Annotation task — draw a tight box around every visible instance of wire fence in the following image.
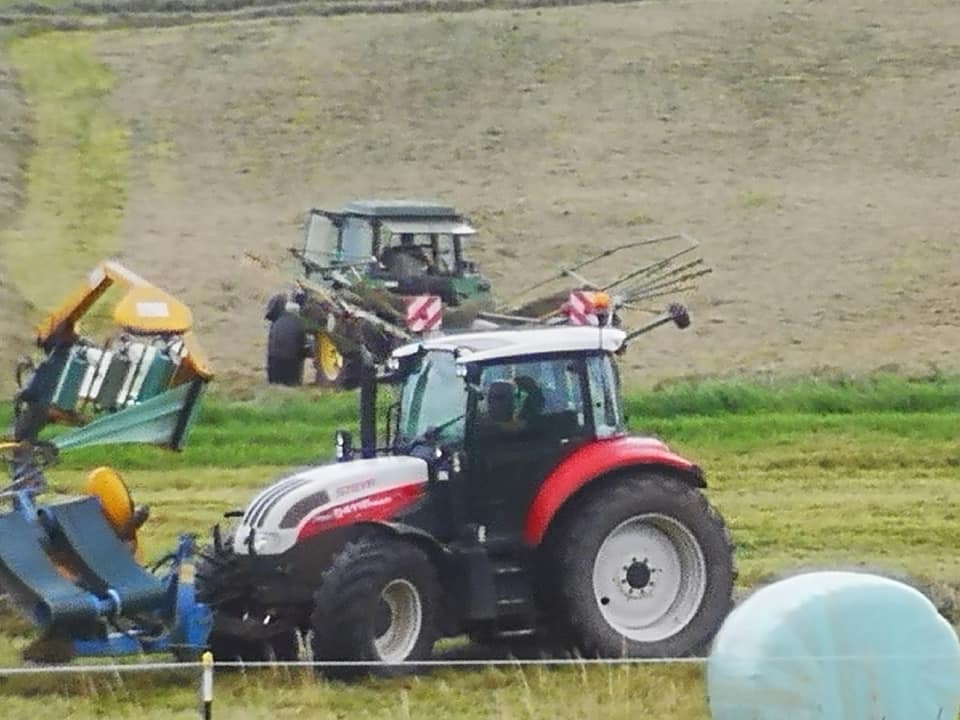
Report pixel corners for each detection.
[0,656,707,676]
[2,652,958,676]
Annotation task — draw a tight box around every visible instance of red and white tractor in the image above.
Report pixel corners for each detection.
[195,299,736,677]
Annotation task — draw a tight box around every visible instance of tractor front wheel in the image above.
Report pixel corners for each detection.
[548,473,735,658]
[310,534,440,680]
[313,332,361,389]
[194,530,300,664]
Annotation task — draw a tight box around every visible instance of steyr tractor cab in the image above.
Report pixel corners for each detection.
[197,309,736,676]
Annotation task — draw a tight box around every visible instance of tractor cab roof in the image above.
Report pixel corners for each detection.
[325,200,478,237]
[392,325,627,366]
[340,200,461,219]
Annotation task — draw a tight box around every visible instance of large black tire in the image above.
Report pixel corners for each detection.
[545,473,736,658]
[194,530,300,664]
[310,534,441,681]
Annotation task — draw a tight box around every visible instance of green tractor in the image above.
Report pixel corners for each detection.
[268,199,712,391]
[272,200,496,389]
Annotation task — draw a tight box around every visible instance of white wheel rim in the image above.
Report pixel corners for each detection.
[591,513,707,643]
[374,579,423,663]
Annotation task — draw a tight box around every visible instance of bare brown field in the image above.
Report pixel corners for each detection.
[2,0,960,391]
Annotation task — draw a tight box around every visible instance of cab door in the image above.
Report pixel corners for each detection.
[462,354,593,541]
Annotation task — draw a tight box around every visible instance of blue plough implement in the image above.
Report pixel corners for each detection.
[0,261,215,663]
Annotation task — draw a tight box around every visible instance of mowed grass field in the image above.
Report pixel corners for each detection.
[0,376,958,718]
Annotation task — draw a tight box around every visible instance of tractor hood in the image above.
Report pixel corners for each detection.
[231,456,429,556]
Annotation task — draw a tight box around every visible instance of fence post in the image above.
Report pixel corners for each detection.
[200,651,214,720]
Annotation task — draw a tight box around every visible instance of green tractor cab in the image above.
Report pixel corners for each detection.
[296,200,492,306]
[280,200,495,388]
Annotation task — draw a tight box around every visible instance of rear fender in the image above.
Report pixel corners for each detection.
[522,436,705,546]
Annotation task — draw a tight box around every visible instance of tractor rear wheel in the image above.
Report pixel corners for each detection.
[548,473,735,658]
[194,530,300,664]
[310,534,440,680]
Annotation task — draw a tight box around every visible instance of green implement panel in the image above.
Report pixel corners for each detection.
[50,347,90,413]
[52,380,205,452]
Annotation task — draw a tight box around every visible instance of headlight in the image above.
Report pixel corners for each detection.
[252,531,279,554]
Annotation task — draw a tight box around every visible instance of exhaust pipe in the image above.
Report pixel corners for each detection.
[358,346,377,459]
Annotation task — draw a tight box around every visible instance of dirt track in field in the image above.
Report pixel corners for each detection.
[3,0,960,389]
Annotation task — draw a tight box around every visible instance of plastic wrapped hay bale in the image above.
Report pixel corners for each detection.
[706,571,960,720]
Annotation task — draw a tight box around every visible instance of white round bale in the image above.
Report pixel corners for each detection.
[706,570,960,720]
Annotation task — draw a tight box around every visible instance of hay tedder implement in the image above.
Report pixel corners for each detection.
[0,261,214,663]
[274,199,712,389]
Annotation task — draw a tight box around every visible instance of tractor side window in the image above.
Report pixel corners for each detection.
[473,357,587,439]
[586,354,623,437]
[432,234,456,275]
[397,351,467,447]
[340,218,374,264]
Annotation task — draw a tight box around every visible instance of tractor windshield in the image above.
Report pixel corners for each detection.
[396,350,467,447]
[340,217,374,264]
[585,354,625,437]
[303,213,338,266]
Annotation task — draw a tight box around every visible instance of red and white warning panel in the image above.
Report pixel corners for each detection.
[563,290,599,325]
[405,294,443,333]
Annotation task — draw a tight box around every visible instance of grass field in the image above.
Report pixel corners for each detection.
[0,377,958,717]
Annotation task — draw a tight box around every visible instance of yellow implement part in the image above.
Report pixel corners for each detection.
[111,285,192,335]
[175,331,214,383]
[34,259,213,381]
[84,466,134,535]
[84,465,142,558]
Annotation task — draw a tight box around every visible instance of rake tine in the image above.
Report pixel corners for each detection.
[617,303,671,315]
[624,279,709,303]
[619,258,708,296]
[601,245,700,292]
[498,234,686,307]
